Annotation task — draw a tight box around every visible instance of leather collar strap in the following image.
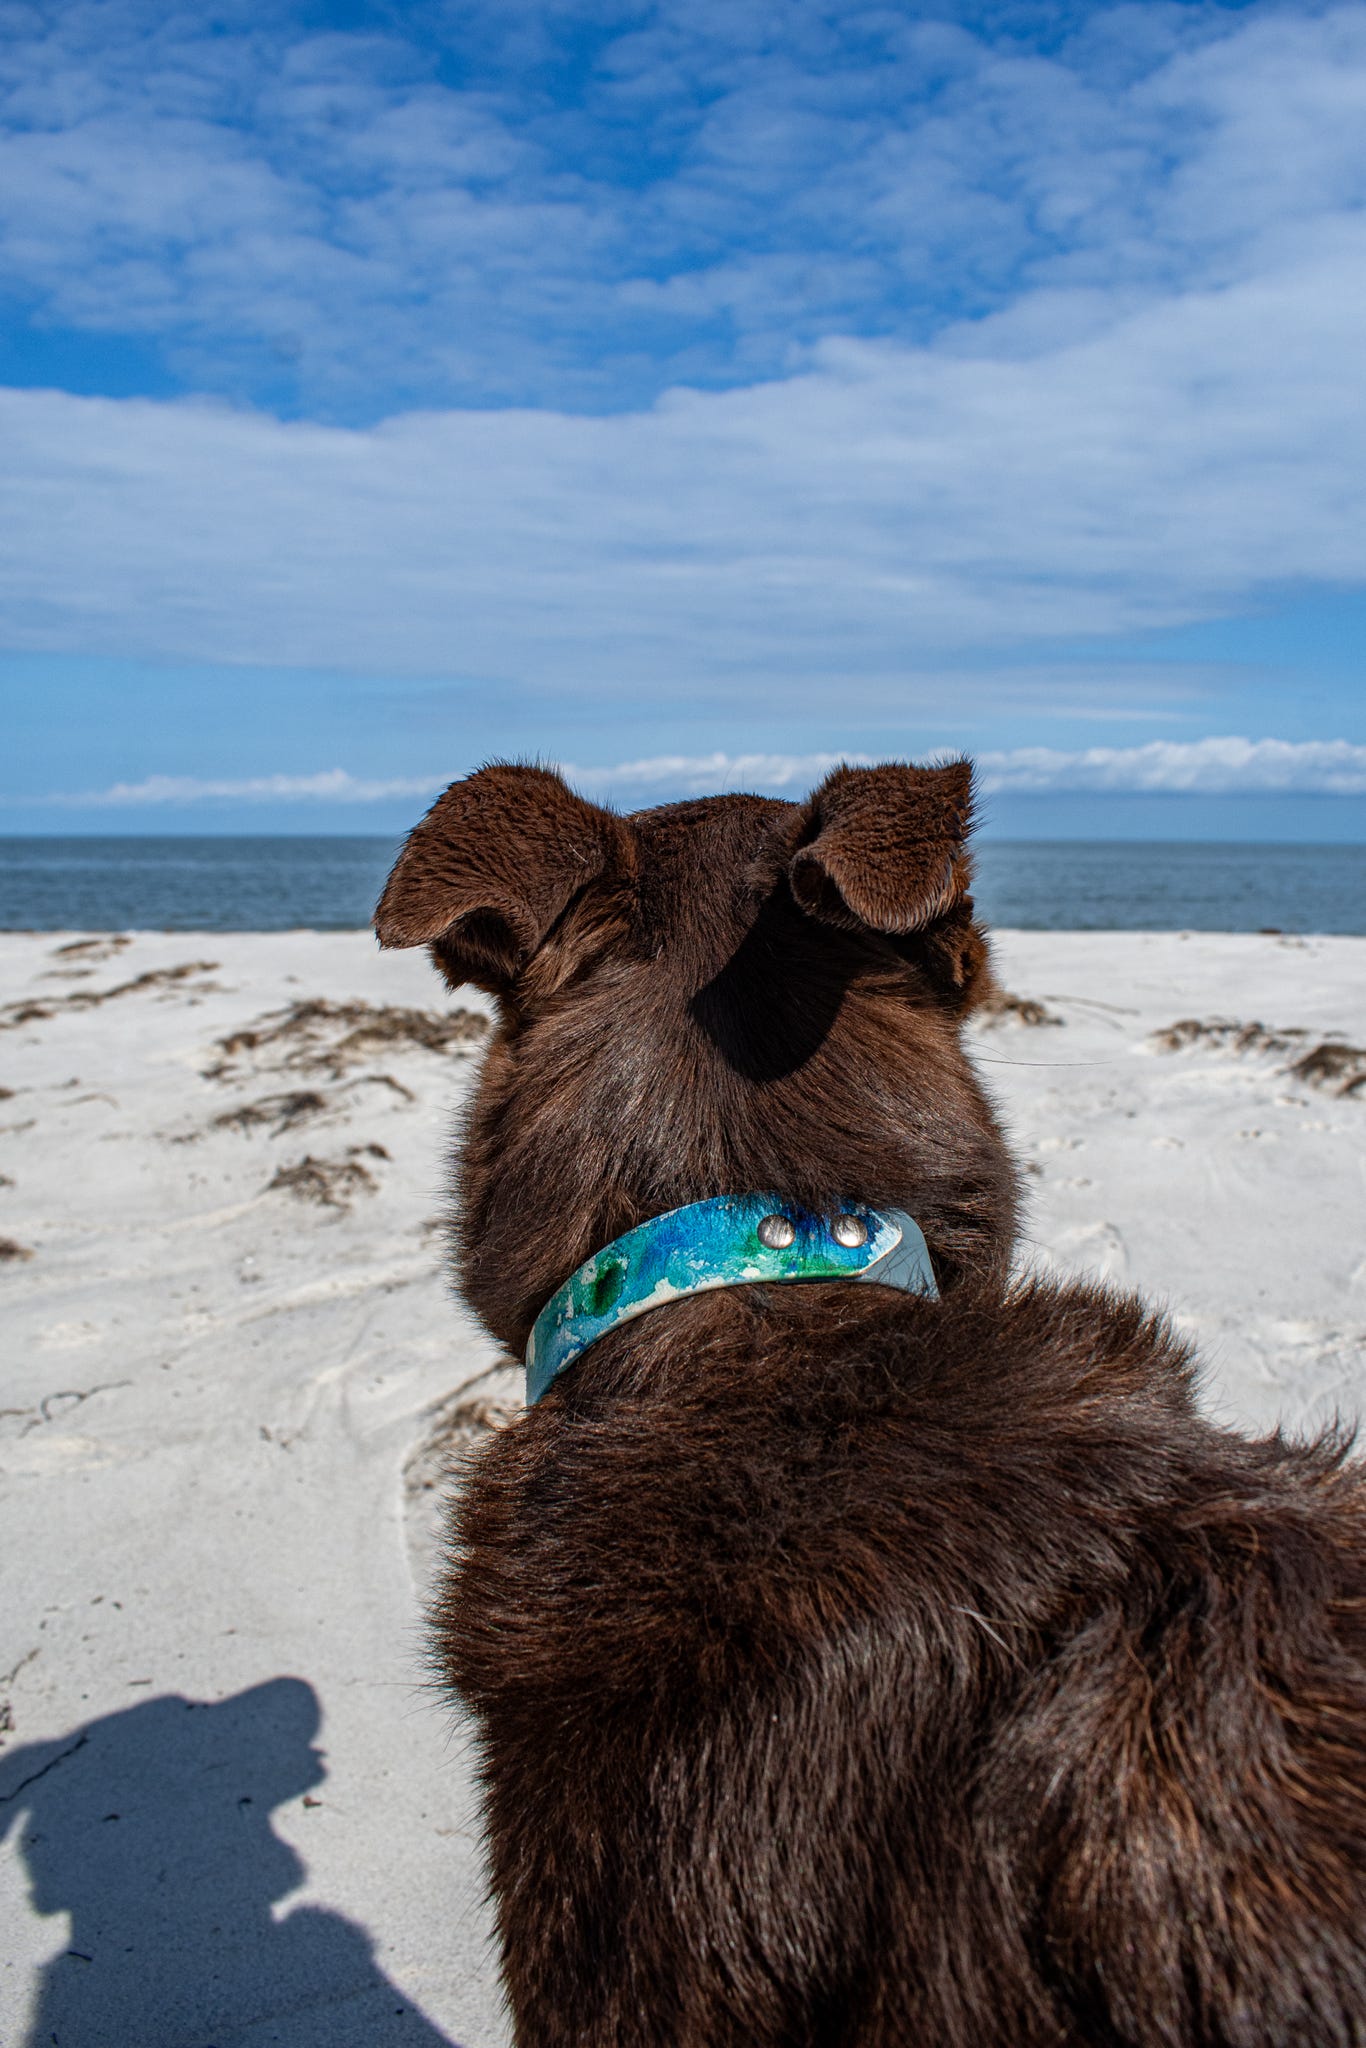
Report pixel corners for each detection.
[525,1194,938,1405]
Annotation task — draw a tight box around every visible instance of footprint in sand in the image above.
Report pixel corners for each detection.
[1269,1317,1343,1350]
[38,1320,103,1350]
[1053,1221,1130,1283]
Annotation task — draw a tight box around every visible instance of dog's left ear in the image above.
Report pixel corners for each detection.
[789,760,988,1003]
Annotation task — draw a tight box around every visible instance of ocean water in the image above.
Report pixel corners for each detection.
[0,835,1363,935]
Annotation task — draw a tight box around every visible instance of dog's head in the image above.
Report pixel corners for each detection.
[377,760,1016,1350]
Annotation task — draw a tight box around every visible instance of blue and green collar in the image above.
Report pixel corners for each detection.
[525,1194,938,1404]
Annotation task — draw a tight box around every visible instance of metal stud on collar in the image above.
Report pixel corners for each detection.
[757,1213,797,1249]
[831,1214,868,1247]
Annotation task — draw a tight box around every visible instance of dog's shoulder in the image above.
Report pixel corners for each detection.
[445,1279,1366,1697]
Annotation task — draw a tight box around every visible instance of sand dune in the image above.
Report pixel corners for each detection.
[1,927,1362,2045]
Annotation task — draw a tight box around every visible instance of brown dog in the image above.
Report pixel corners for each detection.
[377,760,1366,2047]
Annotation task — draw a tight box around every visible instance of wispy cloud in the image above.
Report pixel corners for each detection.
[31,740,1366,810]
[975,738,1366,796]
[42,770,445,807]
[5,204,1366,688]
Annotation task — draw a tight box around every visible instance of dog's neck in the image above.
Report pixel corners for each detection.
[524,1194,939,1404]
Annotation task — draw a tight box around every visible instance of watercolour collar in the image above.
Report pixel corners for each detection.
[525,1193,939,1405]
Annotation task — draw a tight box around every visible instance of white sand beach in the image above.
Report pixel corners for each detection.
[1,927,1363,2046]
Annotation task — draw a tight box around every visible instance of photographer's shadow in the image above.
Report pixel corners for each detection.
[0,1677,459,2046]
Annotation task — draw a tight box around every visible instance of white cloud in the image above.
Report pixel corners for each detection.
[4,209,1366,689]
[583,739,1366,800]
[567,751,859,792]
[34,740,1366,808]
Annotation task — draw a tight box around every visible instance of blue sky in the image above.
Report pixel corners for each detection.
[2,0,1364,836]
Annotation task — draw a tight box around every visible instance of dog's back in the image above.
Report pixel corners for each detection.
[379,762,1366,2046]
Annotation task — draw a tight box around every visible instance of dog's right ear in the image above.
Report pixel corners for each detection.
[374,763,628,993]
[789,760,974,935]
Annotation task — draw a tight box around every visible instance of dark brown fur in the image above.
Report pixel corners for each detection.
[378,761,1366,2047]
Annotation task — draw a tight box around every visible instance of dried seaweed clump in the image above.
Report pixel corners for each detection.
[1150,1018,1365,1097]
[1288,1041,1366,1096]
[51,936,132,960]
[1,962,221,1031]
[976,989,1063,1029]
[407,1385,523,1494]
[266,1144,389,1210]
[214,999,487,1078]
[213,1090,330,1137]
[1151,1018,1303,1057]
[404,1378,523,1509]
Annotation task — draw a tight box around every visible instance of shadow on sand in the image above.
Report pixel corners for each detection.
[0,1676,461,2047]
